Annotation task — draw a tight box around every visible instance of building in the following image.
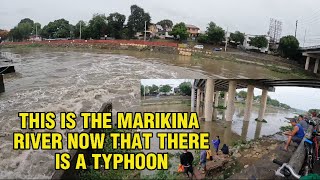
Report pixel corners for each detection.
[186,24,200,38]
[242,34,270,53]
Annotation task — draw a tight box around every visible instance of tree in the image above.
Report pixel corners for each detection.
[107,12,126,39]
[159,85,172,93]
[230,31,245,44]
[206,22,225,44]
[127,5,151,38]
[157,19,173,31]
[0,29,9,40]
[74,20,87,39]
[278,35,300,59]
[249,36,268,49]
[41,19,71,39]
[148,84,159,95]
[9,18,36,41]
[170,22,188,41]
[179,82,192,96]
[141,85,144,96]
[87,14,108,39]
[237,91,247,99]
[197,34,209,44]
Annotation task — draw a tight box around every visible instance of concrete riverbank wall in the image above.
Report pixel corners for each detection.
[51,102,112,180]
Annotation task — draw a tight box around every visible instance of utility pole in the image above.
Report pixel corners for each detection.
[295,20,298,38]
[35,24,38,38]
[144,21,147,41]
[303,29,307,47]
[224,27,228,52]
[80,22,82,40]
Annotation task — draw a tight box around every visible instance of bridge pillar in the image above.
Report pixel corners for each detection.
[191,83,195,112]
[258,89,268,121]
[243,85,254,121]
[214,91,220,107]
[223,92,228,108]
[0,74,4,93]
[196,88,201,114]
[204,79,215,121]
[314,58,319,74]
[305,56,310,70]
[226,81,237,121]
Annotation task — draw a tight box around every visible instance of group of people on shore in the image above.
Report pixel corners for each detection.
[180,136,229,179]
[283,112,320,151]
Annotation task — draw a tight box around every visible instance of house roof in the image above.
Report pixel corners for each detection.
[186,24,200,29]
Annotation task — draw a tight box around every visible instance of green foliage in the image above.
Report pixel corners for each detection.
[41,19,71,39]
[197,34,209,44]
[308,109,320,114]
[206,22,225,44]
[278,35,300,59]
[249,36,268,49]
[127,5,151,38]
[9,18,40,41]
[170,22,188,41]
[107,12,126,39]
[230,31,245,44]
[148,84,159,95]
[156,19,173,31]
[74,20,87,39]
[178,82,192,96]
[159,85,172,93]
[280,125,294,132]
[141,85,145,96]
[87,14,108,39]
[237,90,247,99]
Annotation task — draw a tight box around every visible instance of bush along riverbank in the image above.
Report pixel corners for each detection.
[77,128,140,180]
[1,40,315,77]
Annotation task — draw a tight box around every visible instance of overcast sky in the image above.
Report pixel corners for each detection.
[2,0,320,46]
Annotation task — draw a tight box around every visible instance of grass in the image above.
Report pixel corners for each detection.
[78,128,139,180]
[279,125,294,132]
[255,118,268,123]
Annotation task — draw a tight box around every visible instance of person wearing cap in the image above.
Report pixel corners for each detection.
[298,115,308,132]
[283,118,305,151]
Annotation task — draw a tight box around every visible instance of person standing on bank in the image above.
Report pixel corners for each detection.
[212,136,221,155]
[199,150,207,174]
[180,149,195,179]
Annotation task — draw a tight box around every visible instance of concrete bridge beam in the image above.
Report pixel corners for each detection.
[226,81,237,121]
[214,91,220,107]
[204,79,215,121]
[258,89,268,121]
[224,92,228,108]
[191,83,195,112]
[196,88,201,114]
[305,56,310,70]
[244,85,254,121]
[314,58,319,74]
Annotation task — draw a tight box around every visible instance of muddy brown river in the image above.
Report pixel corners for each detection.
[0,48,297,178]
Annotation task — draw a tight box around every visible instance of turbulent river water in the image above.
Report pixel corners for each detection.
[0,48,297,179]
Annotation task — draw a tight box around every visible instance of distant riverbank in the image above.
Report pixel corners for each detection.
[1,40,316,78]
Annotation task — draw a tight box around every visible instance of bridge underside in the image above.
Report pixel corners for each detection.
[302,51,320,74]
[192,79,320,123]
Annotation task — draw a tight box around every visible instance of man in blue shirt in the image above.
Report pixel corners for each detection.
[284,118,305,151]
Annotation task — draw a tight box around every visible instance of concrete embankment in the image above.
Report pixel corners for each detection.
[0,40,309,72]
